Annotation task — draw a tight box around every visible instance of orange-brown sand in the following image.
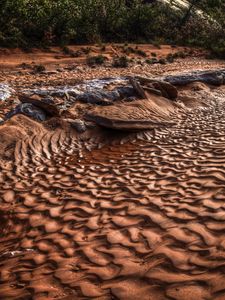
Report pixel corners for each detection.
[1,50,225,300]
[0,44,200,69]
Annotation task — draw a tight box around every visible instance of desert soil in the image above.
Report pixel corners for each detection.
[0,45,225,300]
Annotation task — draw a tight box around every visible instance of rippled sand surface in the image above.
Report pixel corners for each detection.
[1,60,225,299]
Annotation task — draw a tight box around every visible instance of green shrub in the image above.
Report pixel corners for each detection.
[112,56,129,68]
[62,46,71,55]
[0,0,224,59]
[87,55,106,66]
[166,53,175,63]
[136,49,147,57]
[179,51,186,58]
[151,52,157,57]
[209,39,225,59]
[158,58,166,65]
[33,64,46,73]
[146,58,157,64]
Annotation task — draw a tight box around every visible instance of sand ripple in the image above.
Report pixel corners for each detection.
[1,89,225,299]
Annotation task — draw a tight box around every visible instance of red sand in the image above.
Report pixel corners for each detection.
[0,47,225,299]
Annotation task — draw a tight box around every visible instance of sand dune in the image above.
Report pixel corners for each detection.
[1,65,225,299]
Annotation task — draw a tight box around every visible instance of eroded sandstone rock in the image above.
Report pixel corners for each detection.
[18,94,60,117]
[85,95,178,131]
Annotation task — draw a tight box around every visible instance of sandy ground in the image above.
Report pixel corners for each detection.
[0,44,224,88]
[1,46,225,300]
[0,44,198,69]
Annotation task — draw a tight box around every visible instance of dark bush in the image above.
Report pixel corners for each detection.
[166,53,175,63]
[158,58,167,65]
[136,49,147,57]
[209,39,225,59]
[33,64,46,73]
[146,58,158,64]
[151,52,157,57]
[87,55,106,66]
[112,56,129,68]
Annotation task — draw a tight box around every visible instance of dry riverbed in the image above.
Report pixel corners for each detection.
[0,46,225,300]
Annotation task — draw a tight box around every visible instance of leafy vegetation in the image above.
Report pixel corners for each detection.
[86,55,107,66]
[0,0,224,57]
[112,56,129,68]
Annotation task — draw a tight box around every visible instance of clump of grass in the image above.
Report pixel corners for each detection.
[33,64,46,73]
[209,46,225,59]
[166,53,174,63]
[177,51,186,59]
[158,58,166,64]
[19,62,31,69]
[122,46,134,55]
[62,46,71,55]
[151,52,157,57]
[136,49,147,57]
[62,46,80,57]
[122,46,146,57]
[112,56,129,68]
[87,55,106,66]
[145,58,158,64]
[145,59,152,64]
[173,51,186,59]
